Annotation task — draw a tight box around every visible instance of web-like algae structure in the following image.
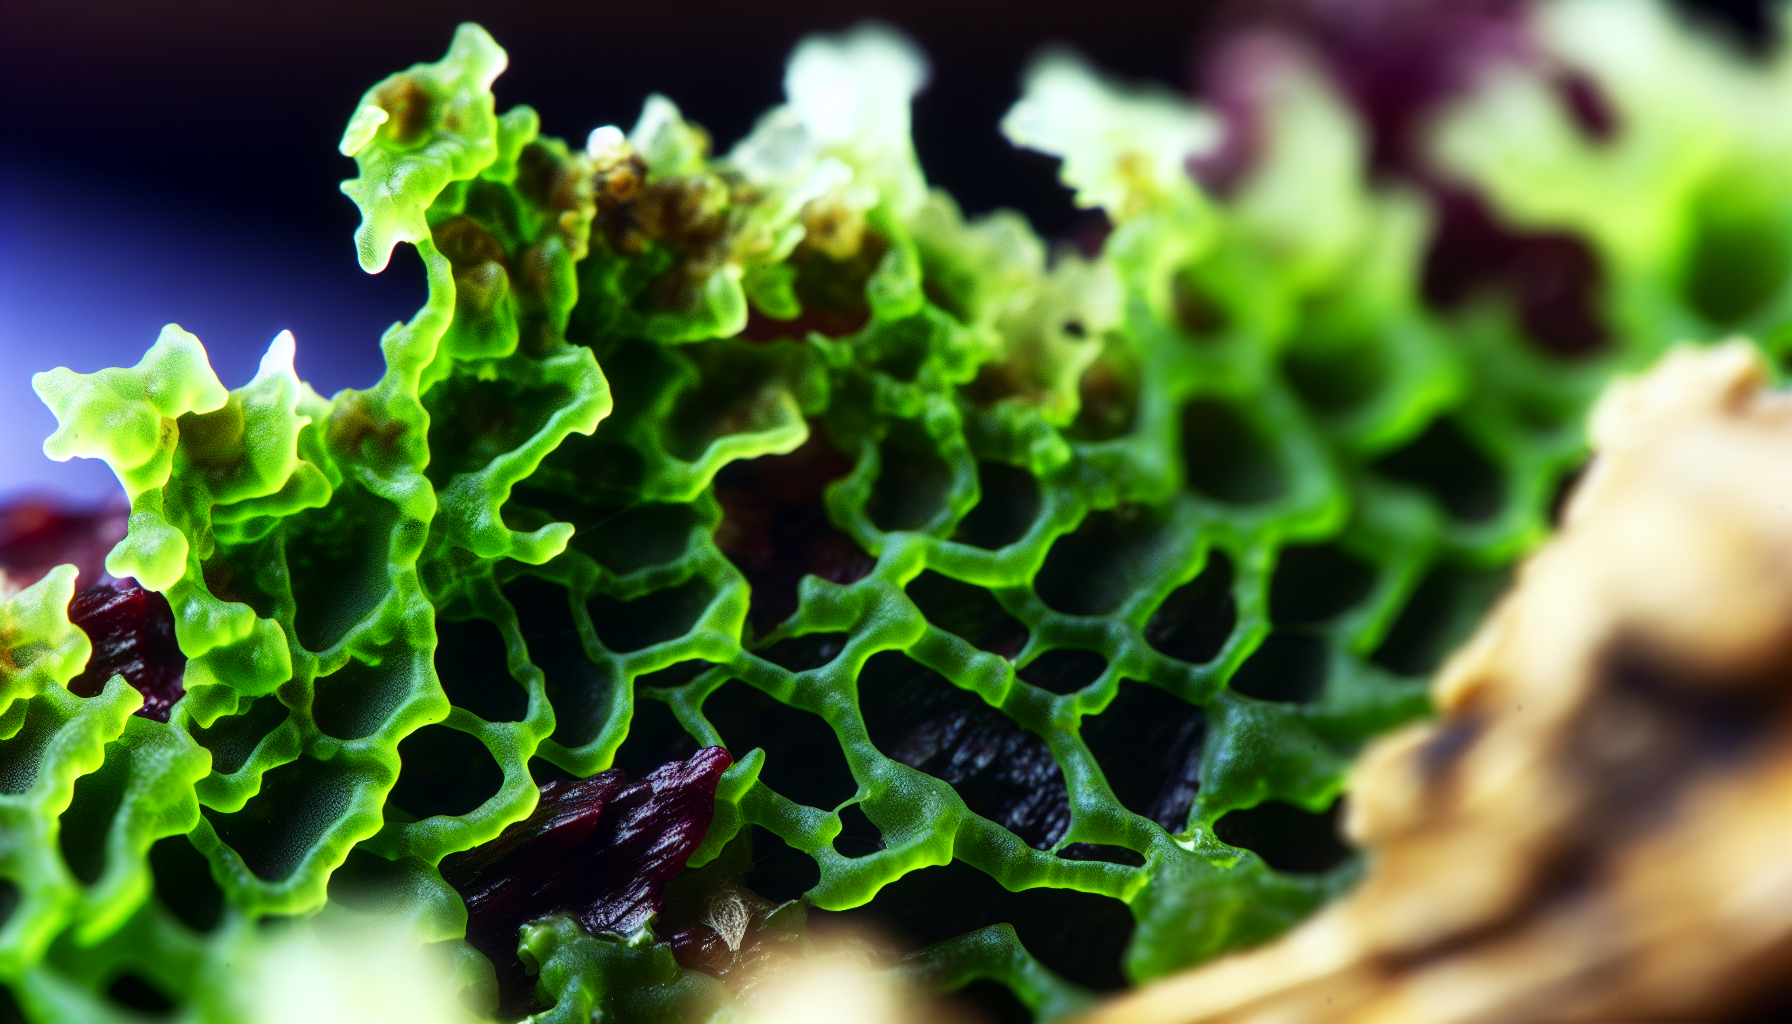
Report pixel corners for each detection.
[4,5,1792,1021]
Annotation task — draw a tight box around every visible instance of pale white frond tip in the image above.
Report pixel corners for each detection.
[250,330,298,387]
[1002,51,1219,214]
[587,124,628,160]
[785,23,930,145]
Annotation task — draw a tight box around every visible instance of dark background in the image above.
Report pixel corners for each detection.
[0,0,1772,498]
[0,0,1223,497]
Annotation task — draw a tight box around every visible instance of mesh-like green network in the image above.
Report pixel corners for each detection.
[5,4,1792,1021]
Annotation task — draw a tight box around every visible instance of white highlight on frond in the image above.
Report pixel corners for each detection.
[338,104,389,157]
[249,330,297,389]
[627,95,710,178]
[586,124,627,160]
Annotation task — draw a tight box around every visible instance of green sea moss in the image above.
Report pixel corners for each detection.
[4,6,1790,1021]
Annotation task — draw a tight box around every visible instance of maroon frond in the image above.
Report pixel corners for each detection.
[0,492,128,591]
[440,746,733,1011]
[67,582,187,722]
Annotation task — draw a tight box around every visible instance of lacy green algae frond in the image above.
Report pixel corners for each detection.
[340,22,510,275]
[1,567,90,722]
[7,7,1792,1022]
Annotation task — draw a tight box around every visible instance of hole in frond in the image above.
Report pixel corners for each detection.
[506,575,617,748]
[1213,799,1351,874]
[202,756,354,881]
[867,421,953,534]
[906,571,1028,658]
[1373,418,1504,521]
[312,646,422,740]
[189,696,288,776]
[569,502,696,574]
[613,698,700,781]
[1035,506,1169,617]
[390,726,504,820]
[287,484,396,653]
[1229,633,1329,704]
[1181,398,1286,504]
[150,834,223,933]
[1372,564,1511,677]
[758,633,848,673]
[953,461,1041,550]
[1084,682,1205,832]
[1270,544,1376,626]
[1145,551,1235,665]
[1016,649,1107,695]
[832,803,884,859]
[716,431,873,637]
[703,681,855,810]
[435,617,529,723]
[859,652,1068,851]
[586,579,713,653]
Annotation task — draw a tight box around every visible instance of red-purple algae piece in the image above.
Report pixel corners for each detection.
[1420,188,1608,357]
[669,923,738,976]
[0,492,129,591]
[1191,0,1533,188]
[666,897,784,991]
[1190,0,1611,358]
[440,746,733,1008]
[2,494,188,720]
[67,582,187,722]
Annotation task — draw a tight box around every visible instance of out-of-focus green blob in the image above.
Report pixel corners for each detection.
[1434,0,1792,358]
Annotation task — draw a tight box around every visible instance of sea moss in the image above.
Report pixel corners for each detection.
[3,6,1790,1021]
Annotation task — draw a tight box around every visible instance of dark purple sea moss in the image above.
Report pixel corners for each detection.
[66,582,186,722]
[0,492,128,591]
[2,493,185,720]
[440,746,733,1009]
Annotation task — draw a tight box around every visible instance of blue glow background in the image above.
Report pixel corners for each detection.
[3,1,1222,503]
[0,161,415,498]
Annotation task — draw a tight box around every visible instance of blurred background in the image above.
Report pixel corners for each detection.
[0,0,1773,499]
